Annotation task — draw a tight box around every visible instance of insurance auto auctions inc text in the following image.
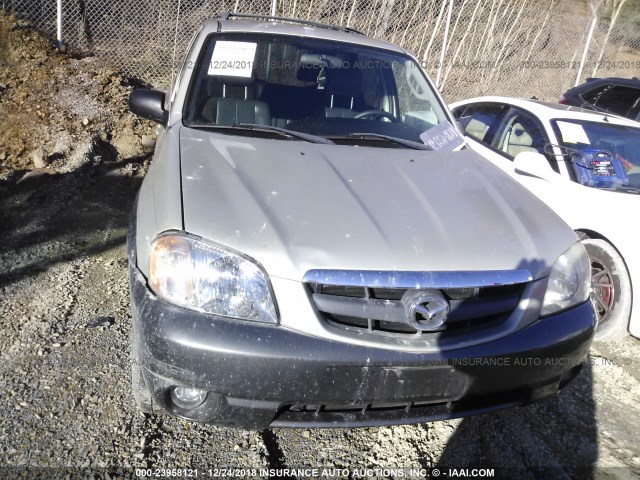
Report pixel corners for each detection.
[197,467,496,478]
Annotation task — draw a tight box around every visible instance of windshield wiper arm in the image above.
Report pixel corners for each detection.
[233,123,335,144]
[332,133,433,150]
[190,123,334,144]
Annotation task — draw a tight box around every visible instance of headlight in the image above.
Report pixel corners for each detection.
[541,242,591,316]
[148,233,278,323]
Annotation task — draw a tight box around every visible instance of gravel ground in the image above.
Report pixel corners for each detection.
[1,11,640,480]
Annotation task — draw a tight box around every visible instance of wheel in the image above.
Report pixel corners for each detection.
[353,110,401,122]
[580,237,631,341]
[131,336,155,413]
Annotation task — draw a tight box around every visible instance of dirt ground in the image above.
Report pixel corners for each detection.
[1,12,640,480]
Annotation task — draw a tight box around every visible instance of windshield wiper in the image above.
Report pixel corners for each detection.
[234,123,336,144]
[329,133,433,150]
[190,123,334,144]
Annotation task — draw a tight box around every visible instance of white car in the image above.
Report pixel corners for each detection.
[450,96,640,341]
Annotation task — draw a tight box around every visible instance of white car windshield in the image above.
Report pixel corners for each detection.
[551,119,640,191]
[183,33,452,147]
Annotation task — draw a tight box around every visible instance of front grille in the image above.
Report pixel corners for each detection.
[308,281,526,338]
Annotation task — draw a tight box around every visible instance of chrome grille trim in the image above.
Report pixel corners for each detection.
[303,269,534,289]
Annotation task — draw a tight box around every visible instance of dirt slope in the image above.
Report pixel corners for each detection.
[0,14,153,181]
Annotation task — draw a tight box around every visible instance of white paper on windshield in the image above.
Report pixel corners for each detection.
[557,121,590,145]
[208,41,257,78]
[420,123,465,151]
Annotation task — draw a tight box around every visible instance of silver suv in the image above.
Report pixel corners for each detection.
[127,13,596,429]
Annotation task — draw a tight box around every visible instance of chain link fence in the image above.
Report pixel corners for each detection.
[2,0,639,102]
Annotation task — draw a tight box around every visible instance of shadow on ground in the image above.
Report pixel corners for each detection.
[435,352,597,478]
[0,156,148,288]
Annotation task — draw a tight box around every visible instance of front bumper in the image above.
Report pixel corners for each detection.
[130,266,596,429]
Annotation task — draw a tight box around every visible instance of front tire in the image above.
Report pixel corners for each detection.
[580,237,631,341]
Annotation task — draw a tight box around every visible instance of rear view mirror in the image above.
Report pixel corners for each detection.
[299,53,343,68]
[514,152,560,182]
[129,89,168,126]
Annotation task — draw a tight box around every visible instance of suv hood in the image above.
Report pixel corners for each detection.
[180,128,575,281]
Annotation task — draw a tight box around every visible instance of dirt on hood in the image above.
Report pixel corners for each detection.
[0,13,155,181]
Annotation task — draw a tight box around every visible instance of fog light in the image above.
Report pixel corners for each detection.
[170,386,207,410]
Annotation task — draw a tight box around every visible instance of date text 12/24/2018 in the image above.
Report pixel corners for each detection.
[519,59,640,70]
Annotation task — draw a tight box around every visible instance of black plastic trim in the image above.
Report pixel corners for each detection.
[129,89,168,126]
[215,11,365,35]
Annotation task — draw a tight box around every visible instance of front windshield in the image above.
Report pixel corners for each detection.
[183,33,451,146]
[551,119,640,191]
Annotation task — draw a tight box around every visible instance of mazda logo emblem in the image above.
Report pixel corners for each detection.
[402,290,450,332]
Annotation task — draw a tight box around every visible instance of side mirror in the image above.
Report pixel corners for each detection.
[513,152,560,182]
[129,89,168,126]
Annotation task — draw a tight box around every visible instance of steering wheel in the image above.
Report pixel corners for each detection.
[354,110,401,123]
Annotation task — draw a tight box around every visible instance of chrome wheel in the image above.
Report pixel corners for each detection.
[590,255,615,326]
[580,237,631,341]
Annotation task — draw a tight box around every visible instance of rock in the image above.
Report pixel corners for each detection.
[140,135,156,149]
[30,147,48,168]
[112,132,144,159]
[82,117,90,126]
[0,152,6,161]
[86,316,114,328]
[16,168,54,185]
[58,134,97,172]
[50,131,72,158]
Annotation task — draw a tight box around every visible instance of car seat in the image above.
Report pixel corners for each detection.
[463,118,490,140]
[323,68,364,118]
[505,123,538,156]
[201,74,271,125]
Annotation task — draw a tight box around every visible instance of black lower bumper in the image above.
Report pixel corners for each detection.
[130,267,596,429]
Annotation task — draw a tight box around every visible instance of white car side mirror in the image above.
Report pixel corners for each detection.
[513,152,560,182]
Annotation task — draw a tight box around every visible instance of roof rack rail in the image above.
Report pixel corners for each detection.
[215,12,365,35]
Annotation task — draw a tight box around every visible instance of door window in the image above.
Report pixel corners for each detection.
[491,108,558,172]
[453,103,506,142]
[586,85,640,118]
[492,109,545,155]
